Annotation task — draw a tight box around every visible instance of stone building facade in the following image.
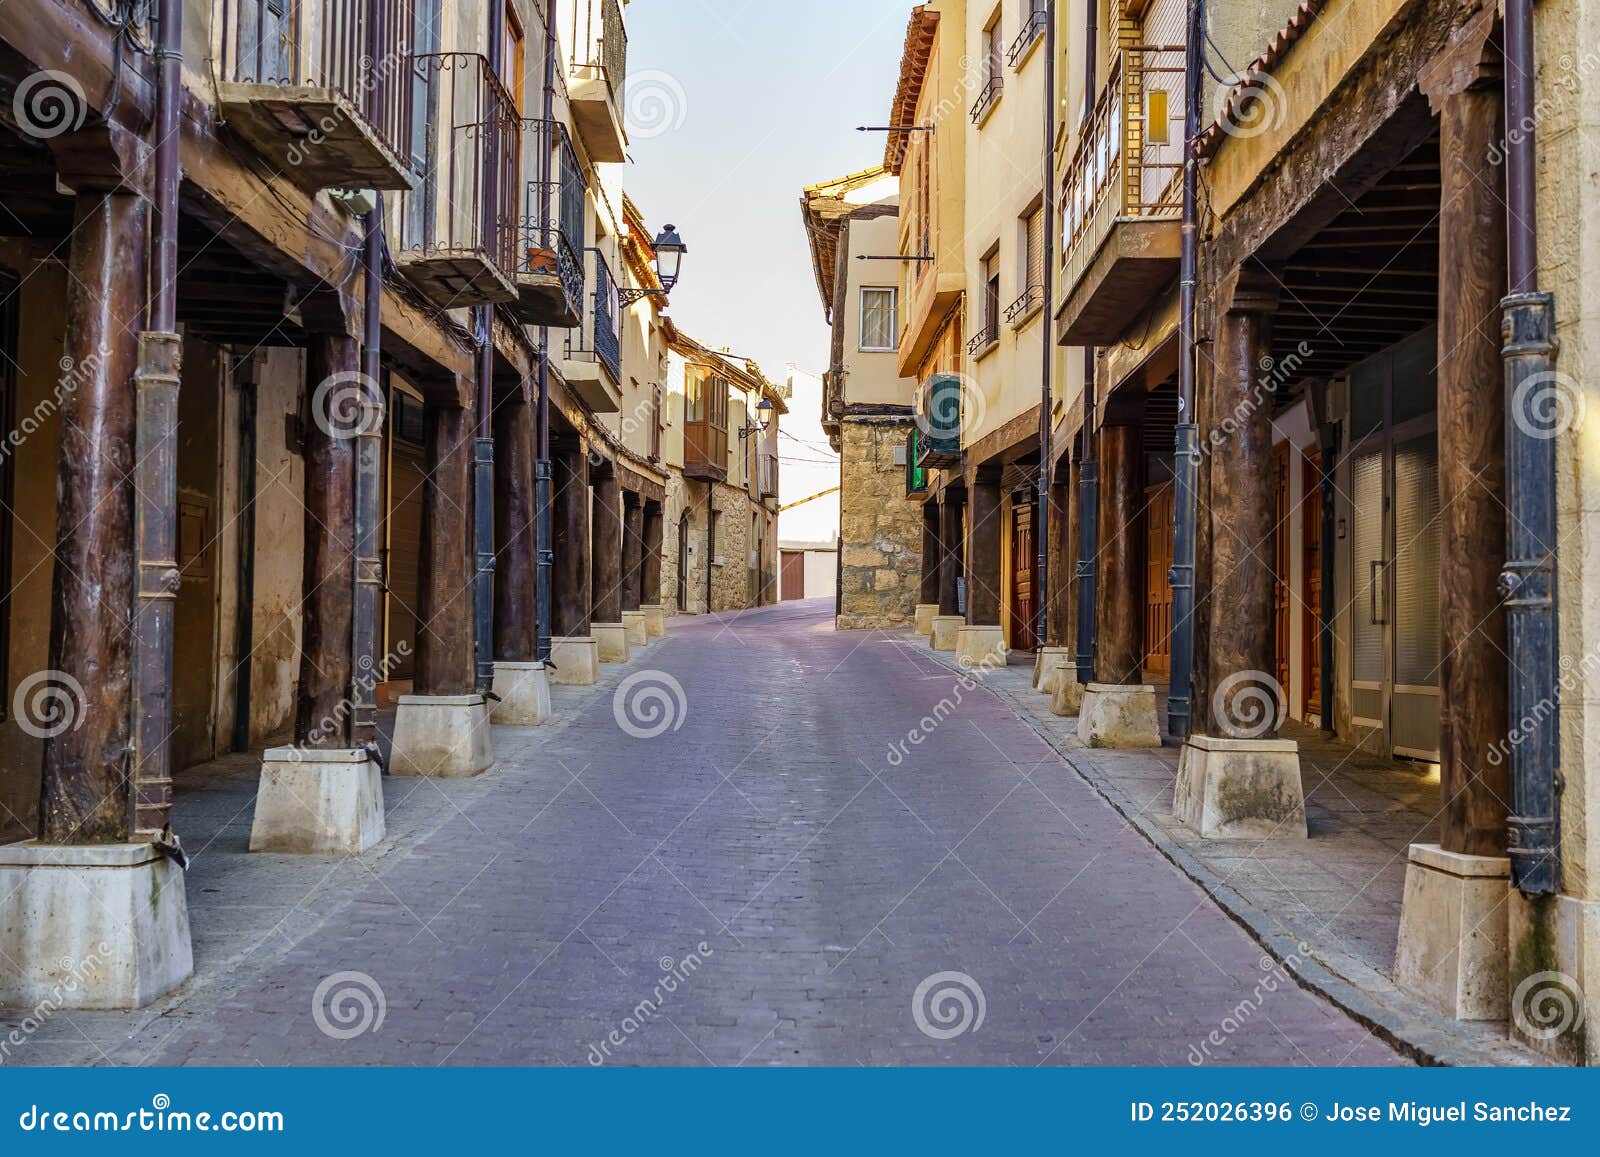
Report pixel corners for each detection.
[838,419,923,629]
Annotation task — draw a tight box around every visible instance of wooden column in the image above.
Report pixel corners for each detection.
[552,442,591,636]
[1428,53,1510,856]
[938,491,964,616]
[641,501,664,604]
[591,469,623,624]
[294,333,359,746]
[1047,471,1076,647]
[493,396,537,662]
[414,399,475,696]
[39,192,146,844]
[966,466,1003,626]
[1095,425,1144,684]
[919,501,941,605]
[621,491,645,613]
[1204,274,1280,734]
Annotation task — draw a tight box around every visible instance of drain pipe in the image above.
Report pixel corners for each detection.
[474,0,507,695]
[129,0,185,841]
[535,0,558,664]
[1033,0,1057,650]
[1166,0,1204,739]
[1073,0,1100,686]
[1501,0,1560,896]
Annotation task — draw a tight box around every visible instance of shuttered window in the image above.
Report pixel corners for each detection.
[1024,205,1045,290]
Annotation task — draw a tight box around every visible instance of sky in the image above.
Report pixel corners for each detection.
[622,1,913,383]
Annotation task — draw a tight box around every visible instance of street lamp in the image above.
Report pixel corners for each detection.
[740,396,775,440]
[618,224,687,305]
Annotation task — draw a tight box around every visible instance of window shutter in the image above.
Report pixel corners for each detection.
[1026,207,1045,289]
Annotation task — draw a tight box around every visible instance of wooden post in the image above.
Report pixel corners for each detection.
[591,468,624,624]
[38,192,147,844]
[919,501,941,605]
[1429,57,1511,856]
[415,399,475,696]
[1204,273,1280,734]
[1095,425,1144,684]
[966,465,1003,626]
[641,500,664,604]
[552,441,591,636]
[493,395,537,662]
[621,491,645,613]
[294,333,360,746]
[938,491,964,617]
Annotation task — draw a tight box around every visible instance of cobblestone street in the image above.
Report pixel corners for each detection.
[3,600,1402,1067]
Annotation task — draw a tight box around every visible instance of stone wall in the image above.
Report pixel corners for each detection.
[838,418,923,630]
[663,471,764,614]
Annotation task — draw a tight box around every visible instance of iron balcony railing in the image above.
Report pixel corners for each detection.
[392,53,522,292]
[573,0,629,105]
[1060,44,1185,299]
[592,248,621,379]
[1007,4,1048,66]
[1006,284,1044,323]
[966,319,999,357]
[218,0,414,163]
[518,118,584,306]
[970,73,1003,123]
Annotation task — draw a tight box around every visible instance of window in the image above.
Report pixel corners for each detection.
[972,12,1005,122]
[651,384,663,459]
[503,5,526,113]
[1024,204,1045,290]
[860,288,899,351]
[983,251,1000,337]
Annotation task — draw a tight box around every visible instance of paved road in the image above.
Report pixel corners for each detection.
[152,598,1399,1066]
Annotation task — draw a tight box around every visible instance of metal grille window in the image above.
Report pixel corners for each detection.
[860,287,898,351]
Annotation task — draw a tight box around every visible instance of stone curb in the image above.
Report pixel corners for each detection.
[915,641,1546,1069]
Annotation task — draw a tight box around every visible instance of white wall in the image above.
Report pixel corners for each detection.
[777,366,840,549]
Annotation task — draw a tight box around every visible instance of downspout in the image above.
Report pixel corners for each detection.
[1165,0,1203,739]
[1500,0,1560,895]
[535,0,558,664]
[1074,0,1100,686]
[231,354,257,754]
[1033,0,1057,651]
[130,0,185,843]
[474,0,508,694]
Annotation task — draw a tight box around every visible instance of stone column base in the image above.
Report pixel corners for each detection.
[491,661,552,725]
[930,614,963,652]
[621,610,648,646]
[1051,669,1085,717]
[390,694,494,778]
[250,747,385,855]
[550,636,600,684]
[592,622,630,664]
[1174,734,1306,839]
[1034,646,1074,694]
[956,624,1007,670]
[1393,844,1510,1020]
[1507,891,1600,1064]
[0,841,193,1010]
[913,603,938,635]
[642,604,667,637]
[1077,683,1162,749]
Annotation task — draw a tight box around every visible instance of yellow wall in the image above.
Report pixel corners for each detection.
[843,211,917,408]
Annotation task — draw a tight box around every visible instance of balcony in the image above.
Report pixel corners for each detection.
[1006,284,1044,326]
[683,369,730,482]
[561,247,623,411]
[969,74,1003,125]
[513,120,584,327]
[215,0,417,191]
[391,53,521,309]
[966,320,999,360]
[914,373,964,470]
[758,450,779,502]
[1055,45,1185,346]
[568,0,628,163]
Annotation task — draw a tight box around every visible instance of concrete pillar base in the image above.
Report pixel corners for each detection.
[930,614,963,652]
[550,636,600,684]
[913,603,938,635]
[1174,734,1306,839]
[621,611,649,646]
[0,841,193,1010]
[1034,646,1074,694]
[1051,669,1085,717]
[390,694,494,778]
[1077,683,1162,749]
[592,622,630,664]
[249,747,385,855]
[1507,891,1600,1064]
[955,624,1007,670]
[491,661,552,726]
[642,604,667,637]
[1393,844,1510,1020]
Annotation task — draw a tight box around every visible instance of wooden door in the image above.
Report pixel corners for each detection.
[173,338,223,771]
[1272,442,1291,697]
[781,550,805,600]
[383,388,427,685]
[1009,499,1037,652]
[1143,482,1173,675]
[1302,451,1324,719]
